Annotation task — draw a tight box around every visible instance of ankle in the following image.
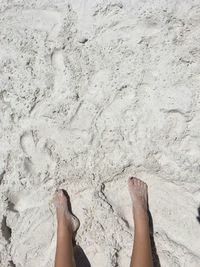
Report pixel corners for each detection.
[133,206,149,221]
[57,226,73,238]
[57,218,72,232]
[132,203,147,213]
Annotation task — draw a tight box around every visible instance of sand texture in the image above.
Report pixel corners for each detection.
[0,0,200,266]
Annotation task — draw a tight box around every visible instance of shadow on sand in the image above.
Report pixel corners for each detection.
[197,206,200,224]
[148,204,161,267]
[62,189,91,267]
[74,245,91,267]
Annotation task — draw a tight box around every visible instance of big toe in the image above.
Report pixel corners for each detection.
[128,176,135,184]
[128,177,139,188]
[54,189,67,205]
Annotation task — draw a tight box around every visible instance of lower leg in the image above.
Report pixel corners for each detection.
[128,177,153,267]
[55,218,75,267]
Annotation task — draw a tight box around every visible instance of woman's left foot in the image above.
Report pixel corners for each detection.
[53,189,80,234]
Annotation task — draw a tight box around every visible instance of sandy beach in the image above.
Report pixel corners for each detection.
[0,0,200,266]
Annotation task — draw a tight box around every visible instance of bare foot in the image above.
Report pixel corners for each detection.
[53,189,80,234]
[128,177,148,214]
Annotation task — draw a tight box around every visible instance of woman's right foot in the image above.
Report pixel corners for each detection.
[128,177,148,215]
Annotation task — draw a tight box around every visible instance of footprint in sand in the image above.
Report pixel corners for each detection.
[20,131,55,175]
[8,189,51,212]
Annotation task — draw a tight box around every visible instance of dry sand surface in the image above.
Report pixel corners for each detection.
[0,0,200,266]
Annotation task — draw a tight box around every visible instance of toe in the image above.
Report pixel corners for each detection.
[133,177,138,183]
[135,178,140,186]
[58,189,64,198]
[128,177,134,185]
[53,191,59,200]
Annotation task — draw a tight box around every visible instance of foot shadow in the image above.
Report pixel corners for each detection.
[74,245,91,267]
[147,204,161,267]
[62,189,91,267]
[197,206,200,224]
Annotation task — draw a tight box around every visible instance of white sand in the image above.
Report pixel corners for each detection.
[0,0,200,266]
